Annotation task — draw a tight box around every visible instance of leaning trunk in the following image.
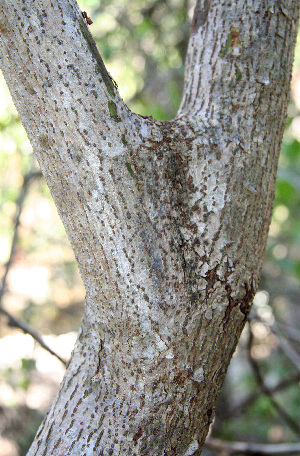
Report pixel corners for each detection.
[0,0,298,454]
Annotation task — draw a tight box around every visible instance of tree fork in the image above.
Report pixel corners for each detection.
[0,0,298,454]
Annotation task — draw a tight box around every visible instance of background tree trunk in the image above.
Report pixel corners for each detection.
[0,0,298,454]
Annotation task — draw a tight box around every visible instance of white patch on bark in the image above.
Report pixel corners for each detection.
[165,348,174,359]
[200,263,209,277]
[192,367,204,383]
[205,308,213,320]
[154,332,168,351]
[183,439,199,456]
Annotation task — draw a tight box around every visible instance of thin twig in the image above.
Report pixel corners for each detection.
[276,334,300,371]
[276,321,300,343]
[230,372,300,416]
[0,306,67,365]
[247,328,300,436]
[205,437,300,455]
[251,313,300,371]
[0,168,67,366]
[0,170,42,303]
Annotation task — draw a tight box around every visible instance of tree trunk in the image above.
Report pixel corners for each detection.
[0,0,298,454]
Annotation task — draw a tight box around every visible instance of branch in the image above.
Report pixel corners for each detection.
[179,0,299,122]
[205,438,300,455]
[0,0,134,287]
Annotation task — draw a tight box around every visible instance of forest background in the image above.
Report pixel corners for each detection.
[0,0,299,455]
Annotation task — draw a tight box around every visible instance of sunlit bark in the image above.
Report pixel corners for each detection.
[0,0,298,454]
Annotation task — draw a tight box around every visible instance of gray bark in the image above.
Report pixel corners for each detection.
[0,0,298,454]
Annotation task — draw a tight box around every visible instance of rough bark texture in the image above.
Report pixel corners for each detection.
[0,0,298,455]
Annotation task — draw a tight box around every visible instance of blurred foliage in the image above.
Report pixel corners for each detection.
[0,1,300,455]
[87,0,189,119]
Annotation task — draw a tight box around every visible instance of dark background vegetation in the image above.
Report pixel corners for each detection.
[0,1,299,454]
